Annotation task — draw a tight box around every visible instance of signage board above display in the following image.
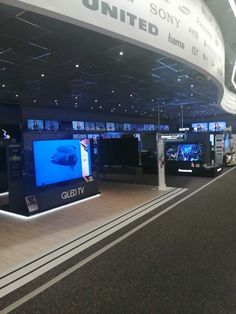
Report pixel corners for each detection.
[1,0,236,113]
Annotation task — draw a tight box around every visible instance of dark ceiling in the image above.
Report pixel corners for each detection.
[0,2,229,120]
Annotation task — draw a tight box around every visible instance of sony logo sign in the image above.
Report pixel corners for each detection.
[61,187,85,200]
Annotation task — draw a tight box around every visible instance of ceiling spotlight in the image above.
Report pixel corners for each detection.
[41,73,45,77]
[118,103,121,107]
[33,99,37,103]
[54,99,58,102]
[1,84,5,87]
[75,104,78,107]
[112,90,115,93]
[163,101,165,104]
[16,94,19,97]
[125,109,127,112]
[131,105,134,109]
[191,93,193,96]
[190,84,194,88]
[151,99,154,102]
[99,105,102,109]
[130,94,133,97]
[75,64,79,68]
[177,78,181,82]
[75,96,78,99]
[95,99,98,103]
[119,51,124,56]
[75,102,77,105]
[91,106,94,109]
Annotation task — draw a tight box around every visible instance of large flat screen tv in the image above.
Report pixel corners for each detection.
[45,120,59,131]
[98,138,139,167]
[165,143,204,163]
[209,121,226,132]
[192,122,208,132]
[72,121,85,131]
[27,119,44,131]
[33,139,92,187]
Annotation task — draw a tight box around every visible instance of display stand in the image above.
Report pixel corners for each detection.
[2,144,100,216]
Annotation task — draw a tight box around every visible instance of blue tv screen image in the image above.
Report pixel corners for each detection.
[165,143,204,163]
[27,119,44,131]
[33,139,92,187]
[72,121,85,131]
[209,121,226,132]
[106,122,115,131]
[45,120,59,131]
[192,122,208,132]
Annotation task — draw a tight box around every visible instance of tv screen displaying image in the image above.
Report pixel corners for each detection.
[33,139,92,187]
[61,121,72,131]
[88,134,99,144]
[106,122,115,132]
[95,122,106,131]
[165,143,204,163]
[27,119,44,131]
[72,121,85,131]
[123,123,131,131]
[45,120,59,131]
[209,121,226,132]
[115,123,124,132]
[192,122,208,132]
[85,122,95,131]
[98,138,139,167]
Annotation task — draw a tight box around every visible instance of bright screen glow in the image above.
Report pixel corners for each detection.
[106,122,115,131]
[45,120,59,131]
[192,123,208,132]
[165,143,204,162]
[72,121,85,131]
[27,119,44,131]
[33,139,91,187]
[208,122,226,132]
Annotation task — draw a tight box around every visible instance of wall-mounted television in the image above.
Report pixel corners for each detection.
[209,121,226,132]
[192,122,208,132]
[165,142,204,163]
[45,120,59,131]
[72,121,85,131]
[27,119,44,131]
[85,122,95,131]
[115,123,124,131]
[123,123,131,131]
[61,121,72,131]
[33,139,91,187]
[95,122,106,131]
[98,138,139,167]
[106,122,115,131]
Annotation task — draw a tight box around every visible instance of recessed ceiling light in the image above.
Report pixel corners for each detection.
[177,78,181,82]
[91,106,93,109]
[16,94,19,97]
[163,101,165,104]
[75,64,79,68]
[190,84,194,88]
[41,73,45,77]
[1,84,5,87]
[99,105,102,109]
[75,102,77,105]
[33,99,37,103]
[75,104,78,107]
[151,99,154,102]
[75,96,78,99]
[54,99,58,102]
[125,109,127,112]
[118,103,121,107]
[95,99,98,103]
[191,93,193,96]
[131,105,134,109]
[152,108,155,111]
[130,94,133,97]
[135,110,138,113]
[112,90,115,93]
[119,51,124,56]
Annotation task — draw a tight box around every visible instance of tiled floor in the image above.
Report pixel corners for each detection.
[0,181,166,274]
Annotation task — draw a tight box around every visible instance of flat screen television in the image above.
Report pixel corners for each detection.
[209,121,226,132]
[72,121,85,131]
[27,119,44,131]
[106,122,115,132]
[115,123,124,131]
[98,138,139,167]
[192,122,208,132]
[95,122,106,131]
[165,143,204,163]
[45,120,59,131]
[123,123,131,131]
[61,121,72,131]
[85,122,95,131]
[33,139,92,187]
